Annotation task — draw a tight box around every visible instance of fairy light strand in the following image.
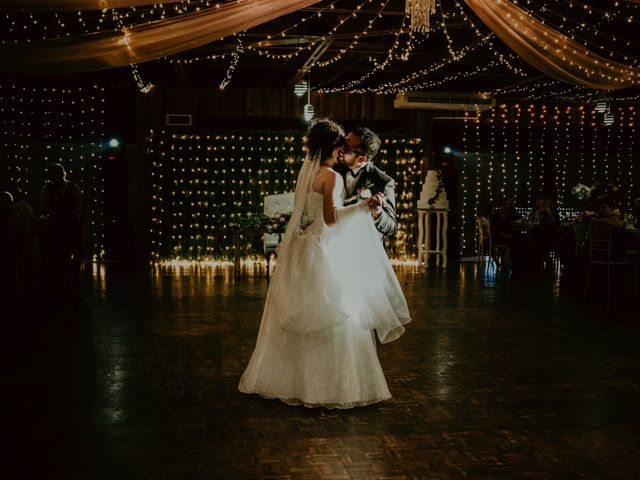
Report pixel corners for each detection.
[219,34,243,90]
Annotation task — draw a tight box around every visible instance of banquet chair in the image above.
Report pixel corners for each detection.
[584,225,629,298]
[476,215,491,263]
[476,215,508,272]
[491,244,511,275]
[573,223,588,257]
[540,227,563,276]
[480,216,510,275]
[263,192,294,274]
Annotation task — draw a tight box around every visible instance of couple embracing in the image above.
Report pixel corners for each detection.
[239,119,411,409]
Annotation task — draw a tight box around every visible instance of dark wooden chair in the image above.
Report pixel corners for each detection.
[584,225,629,298]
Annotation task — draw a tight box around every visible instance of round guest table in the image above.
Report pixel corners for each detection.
[417,208,448,268]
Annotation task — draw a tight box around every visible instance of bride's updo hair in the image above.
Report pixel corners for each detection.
[306,118,345,162]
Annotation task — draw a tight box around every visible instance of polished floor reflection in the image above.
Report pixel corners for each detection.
[5,262,640,479]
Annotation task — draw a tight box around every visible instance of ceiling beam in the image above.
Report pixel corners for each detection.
[290,38,334,85]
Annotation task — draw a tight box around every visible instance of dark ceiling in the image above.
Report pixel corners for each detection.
[1,0,639,100]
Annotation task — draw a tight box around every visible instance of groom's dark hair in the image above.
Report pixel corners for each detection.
[352,127,381,162]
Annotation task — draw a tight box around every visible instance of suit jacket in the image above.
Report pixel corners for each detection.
[335,162,397,239]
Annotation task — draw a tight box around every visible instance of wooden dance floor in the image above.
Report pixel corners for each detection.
[5,262,640,479]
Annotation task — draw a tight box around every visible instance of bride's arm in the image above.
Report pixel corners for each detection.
[322,171,338,226]
[322,171,371,226]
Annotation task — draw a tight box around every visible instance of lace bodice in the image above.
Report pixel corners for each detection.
[300,192,324,235]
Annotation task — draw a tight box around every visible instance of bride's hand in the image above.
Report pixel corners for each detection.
[363,196,379,209]
[363,196,383,218]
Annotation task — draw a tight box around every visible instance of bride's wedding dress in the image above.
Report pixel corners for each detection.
[239,171,410,409]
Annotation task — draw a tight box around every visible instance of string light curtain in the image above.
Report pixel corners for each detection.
[464,0,640,90]
[458,101,639,255]
[148,131,422,261]
[0,84,107,260]
[0,0,321,73]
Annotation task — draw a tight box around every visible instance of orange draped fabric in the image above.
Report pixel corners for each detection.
[464,0,640,90]
[0,0,321,73]
[0,1,183,11]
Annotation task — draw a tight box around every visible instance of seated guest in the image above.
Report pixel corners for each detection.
[582,193,622,223]
[587,196,623,229]
[588,178,605,210]
[490,197,521,246]
[528,196,556,227]
[605,179,623,209]
[528,196,559,273]
[632,197,640,228]
[544,195,560,226]
[588,178,623,214]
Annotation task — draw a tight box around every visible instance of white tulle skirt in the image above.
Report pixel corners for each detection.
[239,209,410,409]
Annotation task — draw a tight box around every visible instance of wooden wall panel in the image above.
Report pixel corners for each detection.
[141,85,430,135]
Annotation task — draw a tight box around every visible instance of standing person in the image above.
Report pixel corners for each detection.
[632,197,640,228]
[10,188,37,296]
[335,127,397,242]
[39,163,84,289]
[239,119,410,409]
[0,191,18,299]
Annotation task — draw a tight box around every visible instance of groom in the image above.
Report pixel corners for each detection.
[336,127,397,241]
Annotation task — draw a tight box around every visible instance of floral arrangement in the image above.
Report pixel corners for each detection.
[264,211,291,234]
[571,183,591,201]
[359,188,373,200]
[229,211,291,236]
[427,169,444,206]
[344,180,376,205]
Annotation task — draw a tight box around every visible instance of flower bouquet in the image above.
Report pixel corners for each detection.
[571,183,591,201]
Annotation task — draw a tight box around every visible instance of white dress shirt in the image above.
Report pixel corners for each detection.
[345,164,366,194]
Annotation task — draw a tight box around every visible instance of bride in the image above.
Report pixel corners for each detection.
[238,119,411,409]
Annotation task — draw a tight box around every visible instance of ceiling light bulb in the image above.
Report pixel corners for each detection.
[303,104,314,122]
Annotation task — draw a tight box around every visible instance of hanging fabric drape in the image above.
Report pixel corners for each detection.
[0,0,321,73]
[464,0,640,90]
[0,1,183,11]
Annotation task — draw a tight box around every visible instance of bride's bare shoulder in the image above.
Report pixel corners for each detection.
[312,166,336,192]
[316,166,340,180]
[320,167,342,179]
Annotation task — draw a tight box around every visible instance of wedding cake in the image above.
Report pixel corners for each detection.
[417,169,449,209]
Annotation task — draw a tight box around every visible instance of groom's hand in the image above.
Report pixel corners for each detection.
[369,193,385,218]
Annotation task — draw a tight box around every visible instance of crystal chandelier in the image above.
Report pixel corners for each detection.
[406,0,437,32]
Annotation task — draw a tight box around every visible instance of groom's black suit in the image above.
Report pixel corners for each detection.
[335,162,397,240]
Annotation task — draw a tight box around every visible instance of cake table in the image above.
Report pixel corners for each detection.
[417,170,449,268]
